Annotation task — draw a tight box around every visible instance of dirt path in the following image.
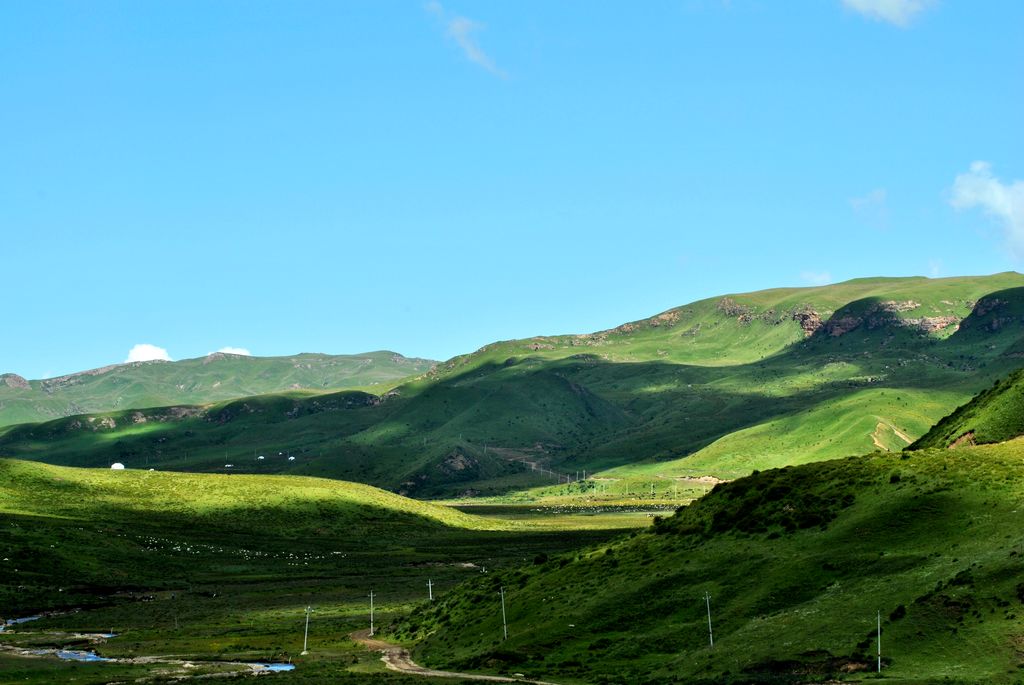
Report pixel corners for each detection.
[350,630,559,684]
[871,421,913,450]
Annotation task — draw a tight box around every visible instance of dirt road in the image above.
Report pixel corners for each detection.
[350,630,560,684]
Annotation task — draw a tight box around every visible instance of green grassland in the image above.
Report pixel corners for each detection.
[4,274,1024,498]
[0,351,435,428]
[392,441,1024,684]
[911,366,1024,449]
[0,459,630,683]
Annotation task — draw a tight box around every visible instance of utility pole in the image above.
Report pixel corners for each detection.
[704,591,714,648]
[877,610,881,672]
[368,589,376,634]
[427,579,434,601]
[500,586,508,640]
[302,606,312,655]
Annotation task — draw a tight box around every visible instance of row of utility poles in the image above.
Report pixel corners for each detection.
[300,584,883,673]
[700,595,883,673]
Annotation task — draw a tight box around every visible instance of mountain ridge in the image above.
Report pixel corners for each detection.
[0,350,435,428]
[4,273,1024,497]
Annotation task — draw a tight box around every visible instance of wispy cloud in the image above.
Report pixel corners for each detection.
[126,343,172,363]
[927,258,943,277]
[213,347,252,356]
[950,161,1024,257]
[801,271,833,286]
[849,188,889,229]
[841,0,932,27]
[426,2,506,77]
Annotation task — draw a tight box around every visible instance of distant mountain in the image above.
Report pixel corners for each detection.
[0,351,434,427]
[4,273,1024,496]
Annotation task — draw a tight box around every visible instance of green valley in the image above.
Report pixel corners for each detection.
[0,460,627,683]
[4,274,1024,497]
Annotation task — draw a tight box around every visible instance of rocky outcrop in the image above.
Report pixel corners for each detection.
[717,297,753,322]
[0,374,30,390]
[907,316,961,334]
[436,449,480,481]
[818,300,959,337]
[791,307,823,337]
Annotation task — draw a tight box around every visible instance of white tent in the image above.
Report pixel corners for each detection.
[110,463,125,470]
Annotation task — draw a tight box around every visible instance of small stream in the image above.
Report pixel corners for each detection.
[3,615,294,674]
[0,615,42,631]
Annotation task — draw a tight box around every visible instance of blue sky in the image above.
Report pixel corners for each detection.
[2,0,1022,378]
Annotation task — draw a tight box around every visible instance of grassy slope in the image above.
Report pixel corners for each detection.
[392,442,1024,684]
[0,351,434,428]
[4,274,1024,496]
[911,367,1024,449]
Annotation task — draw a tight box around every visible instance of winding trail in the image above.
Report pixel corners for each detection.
[350,630,560,684]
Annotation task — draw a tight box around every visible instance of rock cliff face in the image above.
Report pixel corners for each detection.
[711,297,973,340]
[816,300,964,338]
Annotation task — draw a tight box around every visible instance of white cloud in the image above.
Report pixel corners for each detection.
[801,271,833,286]
[215,347,252,356]
[126,343,172,363]
[849,188,889,229]
[950,161,1024,257]
[426,2,506,77]
[841,0,932,27]
[927,258,943,277]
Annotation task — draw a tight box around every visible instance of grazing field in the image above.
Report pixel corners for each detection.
[0,460,627,683]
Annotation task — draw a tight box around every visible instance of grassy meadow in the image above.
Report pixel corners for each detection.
[0,459,635,683]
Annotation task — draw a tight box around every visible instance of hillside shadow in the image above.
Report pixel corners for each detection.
[5,290,1024,496]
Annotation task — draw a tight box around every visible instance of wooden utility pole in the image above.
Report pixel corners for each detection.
[704,591,714,648]
[500,587,508,640]
[369,591,375,637]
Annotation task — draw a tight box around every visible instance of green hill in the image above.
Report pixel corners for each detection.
[4,274,1024,496]
[0,351,435,428]
[391,441,1024,684]
[910,367,1024,449]
[0,459,622,683]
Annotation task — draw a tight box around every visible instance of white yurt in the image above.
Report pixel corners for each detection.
[110,463,125,470]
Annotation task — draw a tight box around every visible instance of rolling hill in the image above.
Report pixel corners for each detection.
[391,440,1024,684]
[4,273,1024,497]
[0,351,435,428]
[0,458,623,684]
